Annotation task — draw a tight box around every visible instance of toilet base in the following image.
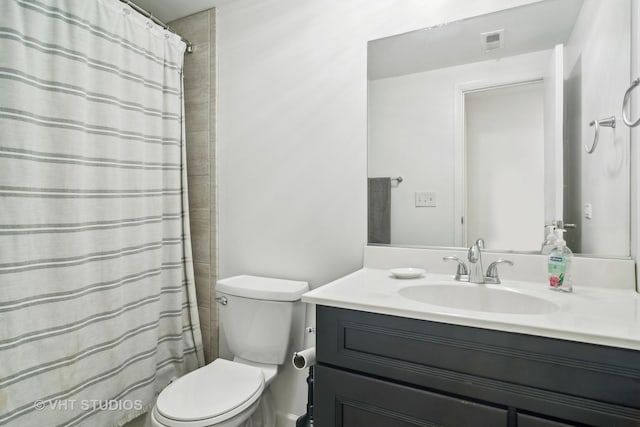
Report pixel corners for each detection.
[243,389,275,427]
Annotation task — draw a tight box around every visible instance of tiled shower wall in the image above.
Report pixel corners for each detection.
[169,10,218,363]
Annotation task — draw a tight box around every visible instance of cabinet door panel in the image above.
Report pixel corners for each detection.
[517,413,576,427]
[315,365,508,427]
[343,405,423,427]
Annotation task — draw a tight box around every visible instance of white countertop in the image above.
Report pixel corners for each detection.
[302,268,640,351]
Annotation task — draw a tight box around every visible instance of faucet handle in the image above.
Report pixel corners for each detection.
[443,256,469,281]
[485,259,514,284]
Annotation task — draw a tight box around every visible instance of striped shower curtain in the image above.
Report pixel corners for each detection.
[0,0,204,426]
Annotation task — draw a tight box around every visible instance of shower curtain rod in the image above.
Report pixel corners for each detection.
[119,0,194,53]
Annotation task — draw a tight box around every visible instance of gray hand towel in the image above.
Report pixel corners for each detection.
[368,177,391,244]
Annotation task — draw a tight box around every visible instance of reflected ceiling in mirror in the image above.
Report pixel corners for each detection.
[367,0,630,258]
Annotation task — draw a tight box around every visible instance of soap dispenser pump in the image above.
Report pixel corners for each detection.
[541,225,558,254]
[548,228,573,292]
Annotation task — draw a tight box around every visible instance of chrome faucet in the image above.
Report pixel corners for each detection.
[467,238,485,284]
[443,238,514,284]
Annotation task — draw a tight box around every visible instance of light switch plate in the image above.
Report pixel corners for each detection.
[415,191,436,207]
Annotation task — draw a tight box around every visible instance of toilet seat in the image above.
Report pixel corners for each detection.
[154,359,265,427]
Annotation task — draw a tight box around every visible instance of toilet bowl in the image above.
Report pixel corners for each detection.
[150,275,308,427]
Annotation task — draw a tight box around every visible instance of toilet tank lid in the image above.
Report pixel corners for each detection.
[216,275,309,301]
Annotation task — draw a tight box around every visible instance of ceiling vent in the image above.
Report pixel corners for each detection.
[480,29,504,52]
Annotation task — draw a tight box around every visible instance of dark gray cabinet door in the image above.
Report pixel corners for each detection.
[316,364,508,427]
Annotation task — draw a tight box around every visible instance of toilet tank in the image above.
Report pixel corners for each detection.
[216,275,309,365]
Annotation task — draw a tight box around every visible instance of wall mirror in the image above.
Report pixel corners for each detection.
[367,0,631,257]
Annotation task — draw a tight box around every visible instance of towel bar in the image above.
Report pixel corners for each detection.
[585,116,616,154]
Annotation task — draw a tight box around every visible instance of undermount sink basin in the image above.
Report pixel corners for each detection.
[399,284,559,315]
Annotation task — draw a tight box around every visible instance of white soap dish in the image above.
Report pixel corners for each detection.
[390,268,426,279]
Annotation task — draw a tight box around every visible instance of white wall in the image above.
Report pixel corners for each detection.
[215,0,540,424]
[466,82,545,251]
[368,50,550,247]
[564,0,631,256]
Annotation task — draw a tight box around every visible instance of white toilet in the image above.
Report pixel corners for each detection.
[151,275,309,427]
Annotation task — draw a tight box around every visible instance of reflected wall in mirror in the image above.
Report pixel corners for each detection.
[367,0,631,257]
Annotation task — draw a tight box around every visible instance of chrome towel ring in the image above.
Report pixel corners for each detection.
[622,78,640,127]
[585,116,616,154]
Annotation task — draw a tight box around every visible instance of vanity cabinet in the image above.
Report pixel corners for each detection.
[314,306,640,427]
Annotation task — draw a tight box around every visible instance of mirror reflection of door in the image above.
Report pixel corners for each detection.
[544,44,565,234]
[460,46,564,251]
[464,81,545,251]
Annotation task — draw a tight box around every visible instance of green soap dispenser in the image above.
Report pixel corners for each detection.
[548,228,573,292]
